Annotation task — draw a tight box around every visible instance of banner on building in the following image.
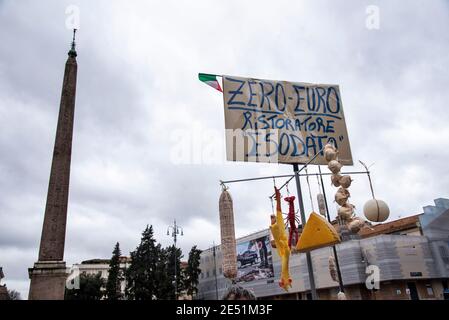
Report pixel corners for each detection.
[236,235,274,283]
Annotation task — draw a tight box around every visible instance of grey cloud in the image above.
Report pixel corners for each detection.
[1,0,448,299]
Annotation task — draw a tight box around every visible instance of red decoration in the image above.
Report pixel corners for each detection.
[284,196,299,248]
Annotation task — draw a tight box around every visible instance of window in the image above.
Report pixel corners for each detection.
[426,284,434,296]
[439,246,449,264]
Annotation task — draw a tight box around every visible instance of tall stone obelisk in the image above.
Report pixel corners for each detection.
[28,30,78,300]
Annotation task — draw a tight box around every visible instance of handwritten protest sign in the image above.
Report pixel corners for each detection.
[222,75,353,165]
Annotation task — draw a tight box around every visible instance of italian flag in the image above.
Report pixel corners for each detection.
[198,73,222,92]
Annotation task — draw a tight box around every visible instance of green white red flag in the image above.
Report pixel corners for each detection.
[198,73,222,92]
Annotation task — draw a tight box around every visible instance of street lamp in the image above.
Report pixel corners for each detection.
[211,242,219,300]
[167,219,183,300]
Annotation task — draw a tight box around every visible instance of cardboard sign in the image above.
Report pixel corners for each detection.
[222,75,353,165]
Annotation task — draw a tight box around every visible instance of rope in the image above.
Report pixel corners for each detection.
[219,180,228,191]
[316,171,321,190]
[270,177,276,216]
[305,167,315,212]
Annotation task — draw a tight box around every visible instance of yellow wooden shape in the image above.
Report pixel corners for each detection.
[296,212,341,252]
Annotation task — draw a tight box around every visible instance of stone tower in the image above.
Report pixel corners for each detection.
[28,31,78,300]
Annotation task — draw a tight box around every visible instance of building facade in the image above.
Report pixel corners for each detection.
[67,257,191,299]
[67,257,131,298]
[197,198,449,300]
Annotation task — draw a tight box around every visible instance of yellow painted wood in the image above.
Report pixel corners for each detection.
[296,212,341,252]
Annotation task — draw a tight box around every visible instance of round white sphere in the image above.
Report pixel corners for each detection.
[363,199,390,222]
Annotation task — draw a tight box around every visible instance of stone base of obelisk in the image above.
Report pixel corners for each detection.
[0,285,10,300]
[28,261,68,300]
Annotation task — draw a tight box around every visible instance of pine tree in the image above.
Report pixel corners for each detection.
[65,273,105,300]
[106,242,123,300]
[166,245,183,300]
[184,245,202,298]
[125,225,160,300]
[154,246,171,299]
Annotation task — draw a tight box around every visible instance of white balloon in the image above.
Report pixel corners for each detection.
[363,199,390,222]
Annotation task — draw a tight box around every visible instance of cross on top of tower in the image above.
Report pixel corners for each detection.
[68,29,77,58]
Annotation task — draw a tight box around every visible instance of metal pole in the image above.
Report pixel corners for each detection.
[318,165,345,293]
[221,174,295,184]
[174,219,177,300]
[293,163,318,300]
[167,219,183,300]
[220,171,368,186]
[213,243,219,300]
[359,161,375,198]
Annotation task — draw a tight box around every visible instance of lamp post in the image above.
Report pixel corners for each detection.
[293,163,318,300]
[167,219,183,300]
[318,165,345,293]
[122,258,128,300]
[212,242,219,300]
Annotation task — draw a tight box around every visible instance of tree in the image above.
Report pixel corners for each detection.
[154,246,171,299]
[166,245,183,300]
[8,289,21,300]
[125,225,160,300]
[106,242,123,300]
[65,273,104,300]
[183,246,202,298]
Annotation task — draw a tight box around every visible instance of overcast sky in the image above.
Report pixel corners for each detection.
[1,0,448,299]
